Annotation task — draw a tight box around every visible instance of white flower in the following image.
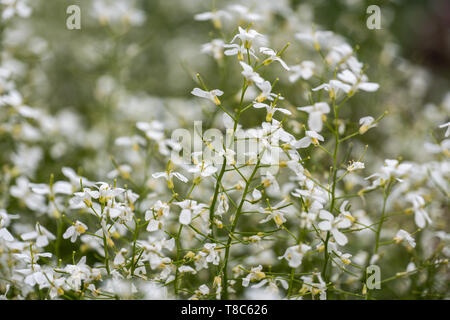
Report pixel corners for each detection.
[337,69,379,94]
[251,189,262,202]
[292,182,328,213]
[70,187,100,208]
[189,153,218,177]
[259,47,290,70]
[194,10,231,29]
[29,181,72,196]
[406,262,417,273]
[297,102,330,132]
[21,223,55,247]
[231,26,267,49]
[394,229,416,248]
[279,244,311,268]
[239,61,264,84]
[152,168,188,189]
[191,88,224,105]
[406,194,431,229]
[223,43,257,61]
[173,200,207,225]
[318,210,352,246]
[332,248,352,266]
[92,0,146,26]
[216,148,236,166]
[203,243,220,265]
[296,29,334,51]
[0,210,14,241]
[0,228,13,242]
[289,61,315,82]
[216,194,229,216]
[300,211,317,229]
[145,201,170,232]
[300,273,327,300]
[178,265,197,274]
[312,79,352,99]
[242,265,266,287]
[62,167,94,189]
[249,277,288,299]
[253,102,291,122]
[365,159,413,188]
[347,161,365,172]
[227,4,262,22]
[294,131,324,148]
[261,171,280,195]
[339,201,356,223]
[149,200,170,219]
[10,176,47,213]
[201,39,225,60]
[63,256,93,291]
[115,135,146,149]
[259,199,290,228]
[255,80,281,102]
[97,182,125,204]
[63,220,88,243]
[359,116,377,134]
[196,284,210,296]
[113,248,128,267]
[326,43,363,74]
[136,121,165,141]
[107,164,132,180]
[194,243,220,271]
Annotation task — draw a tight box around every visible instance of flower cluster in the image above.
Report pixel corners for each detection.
[0,0,448,300]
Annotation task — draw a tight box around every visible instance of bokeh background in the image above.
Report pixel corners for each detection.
[1,0,449,182]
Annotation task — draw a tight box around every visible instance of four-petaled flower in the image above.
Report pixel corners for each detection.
[173,200,207,225]
[297,102,330,132]
[63,220,88,243]
[318,210,352,246]
[279,243,311,268]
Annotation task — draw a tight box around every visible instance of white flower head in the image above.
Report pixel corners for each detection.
[191,88,224,105]
[253,102,291,122]
[312,79,352,99]
[347,161,365,172]
[289,61,315,82]
[259,47,290,70]
[173,200,207,225]
[337,69,379,95]
[318,210,352,246]
[394,229,416,248]
[279,244,311,268]
[359,116,377,134]
[63,220,88,243]
[294,131,324,148]
[297,102,330,132]
[242,265,266,287]
[239,61,264,85]
[231,26,267,49]
[194,9,231,29]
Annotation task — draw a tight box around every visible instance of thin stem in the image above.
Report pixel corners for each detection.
[209,158,227,238]
[221,159,260,299]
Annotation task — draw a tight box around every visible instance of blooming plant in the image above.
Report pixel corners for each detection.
[0,0,448,300]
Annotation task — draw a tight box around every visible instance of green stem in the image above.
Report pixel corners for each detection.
[322,99,340,284]
[209,158,227,238]
[221,159,260,299]
[174,224,183,297]
[375,182,392,253]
